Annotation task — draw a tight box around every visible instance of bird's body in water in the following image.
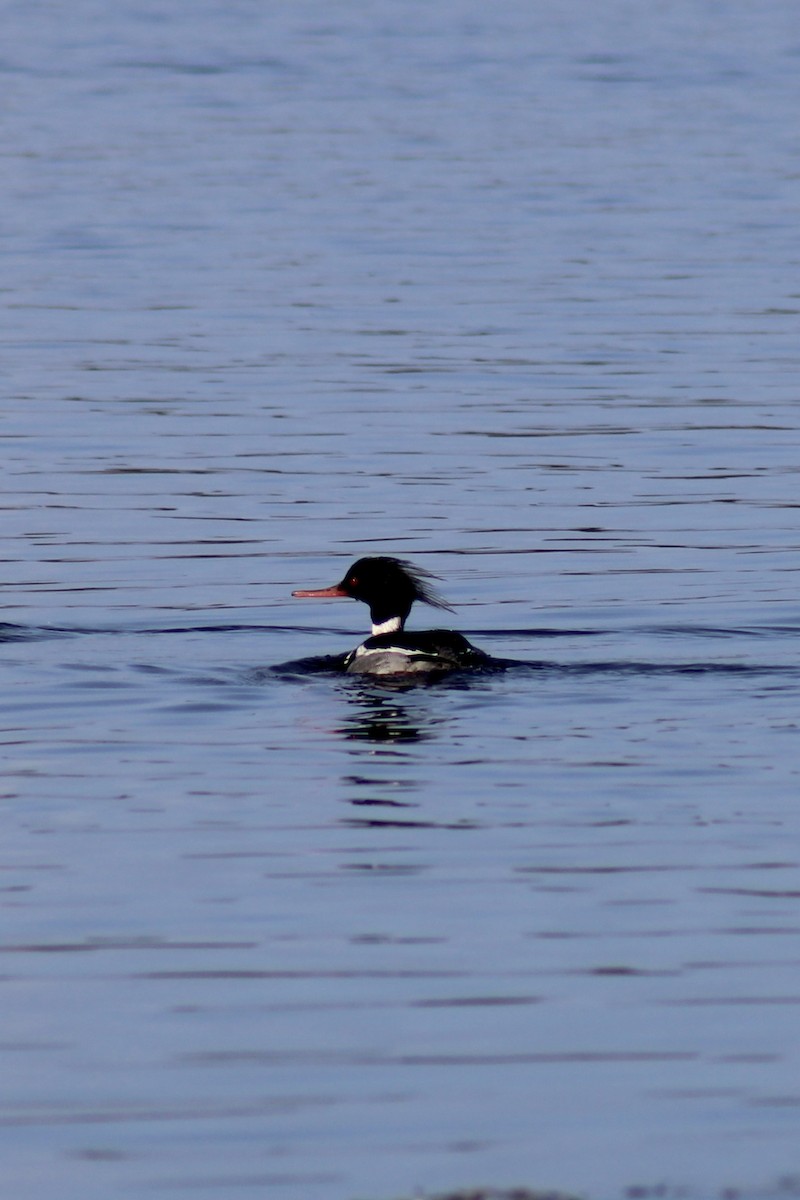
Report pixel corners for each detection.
[292,556,490,677]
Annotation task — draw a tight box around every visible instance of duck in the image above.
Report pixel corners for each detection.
[292,556,490,676]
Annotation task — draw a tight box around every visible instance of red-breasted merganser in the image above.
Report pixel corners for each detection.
[292,556,489,676]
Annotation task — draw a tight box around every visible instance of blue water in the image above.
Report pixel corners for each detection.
[3,2,800,1198]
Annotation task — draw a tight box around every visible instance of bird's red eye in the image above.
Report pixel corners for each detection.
[349,577,358,587]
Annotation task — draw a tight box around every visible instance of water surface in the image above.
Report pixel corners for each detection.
[3,2,800,1198]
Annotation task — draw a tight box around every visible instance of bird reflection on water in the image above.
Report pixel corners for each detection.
[332,689,482,831]
[334,686,433,745]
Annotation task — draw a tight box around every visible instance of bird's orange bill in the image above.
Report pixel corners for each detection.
[292,585,349,598]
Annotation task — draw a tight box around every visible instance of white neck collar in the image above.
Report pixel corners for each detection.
[371,615,403,636]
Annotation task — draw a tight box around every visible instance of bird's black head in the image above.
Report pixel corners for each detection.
[293,555,453,630]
